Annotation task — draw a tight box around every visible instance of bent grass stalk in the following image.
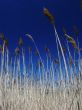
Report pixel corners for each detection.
[66,39,74,84]
[53,25,69,83]
[0,9,82,109]
[26,34,43,65]
[56,33,63,84]
[0,38,82,110]
[43,7,69,83]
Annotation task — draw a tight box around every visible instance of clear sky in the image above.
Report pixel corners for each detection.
[0,0,82,58]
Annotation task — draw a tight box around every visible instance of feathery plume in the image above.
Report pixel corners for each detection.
[65,34,78,49]
[70,40,77,49]
[43,8,54,24]
[43,7,69,82]
[65,34,74,41]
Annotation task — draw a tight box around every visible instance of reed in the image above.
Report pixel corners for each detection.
[0,35,82,110]
[0,8,82,110]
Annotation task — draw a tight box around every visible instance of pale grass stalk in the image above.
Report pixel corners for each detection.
[53,25,69,83]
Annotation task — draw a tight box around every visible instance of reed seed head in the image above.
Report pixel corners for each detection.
[43,7,54,24]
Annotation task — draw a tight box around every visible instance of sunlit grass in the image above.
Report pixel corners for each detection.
[0,7,82,110]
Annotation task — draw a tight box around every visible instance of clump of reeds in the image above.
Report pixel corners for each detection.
[0,7,82,110]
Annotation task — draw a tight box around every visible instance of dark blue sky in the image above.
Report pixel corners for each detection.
[0,0,82,58]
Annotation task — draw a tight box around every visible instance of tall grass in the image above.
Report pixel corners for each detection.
[0,8,82,110]
[0,32,82,110]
